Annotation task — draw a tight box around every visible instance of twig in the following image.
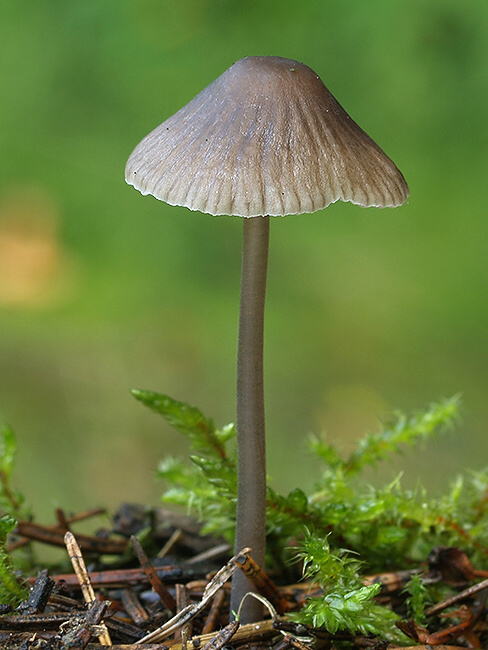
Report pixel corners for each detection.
[175,583,191,641]
[157,528,184,558]
[200,619,239,650]
[121,588,150,625]
[186,543,232,565]
[39,564,185,588]
[169,619,278,650]
[138,548,252,643]
[17,520,128,554]
[19,569,54,614]
[65,531,112,646]
[201,588,226,634]
[386,646,469,650]
[235,551,293,613]
[60,599,110,648]
[425,576,488,616]
[0,612,69,629]
[131,535,177,613]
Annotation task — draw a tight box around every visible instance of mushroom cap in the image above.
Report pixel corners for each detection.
[125,56,409,217]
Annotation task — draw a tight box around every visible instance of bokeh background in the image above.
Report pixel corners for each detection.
[1,0,487,521]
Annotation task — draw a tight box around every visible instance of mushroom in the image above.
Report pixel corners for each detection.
[125,56,409,622]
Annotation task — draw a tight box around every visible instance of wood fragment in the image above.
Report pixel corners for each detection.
[54,506,107,528]
[186,579,222,596]
[9,508,107,553]
[200,619,239,650]
[60,598,110,648]
[186,543,232,566]
[56,506,71,530]
[121,588,150,625]
[47,593,85,611]
[0,612,70,630]
[234,551,293,614]
[104,614,147,642]
[386,646,470,650]
[201,588,226,634]
[16,520,128,554]
[273,634,294,650]
[65,530,113,646]
[0,630,56,645]
[175,583,191,641]
[158,528,184,558]
[286,635,314,650]
[65,531,100,606]
[363,569,419,593]
[19,569,54,614]
[426,576,488,616]
[39,564,185,588]
[85,646,172,649]
[171,619,278,650]
[131,534,177,613]
[66,507,108,524]
[138,548,252,643]
[398,596,485,647]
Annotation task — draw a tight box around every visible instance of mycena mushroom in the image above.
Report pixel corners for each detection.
[125,56,409,622]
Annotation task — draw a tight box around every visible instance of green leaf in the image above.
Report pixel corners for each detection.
[0,514,17,541]
[132,390,227,459]
[308,434,344,470]
[190,455,237,493]
[0,425,25,516]
[286,488,308,512]
[344,396,460,475]
[0,514,28,606]
[0,425,17,480]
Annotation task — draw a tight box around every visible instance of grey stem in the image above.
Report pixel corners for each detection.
[231,215,270,623]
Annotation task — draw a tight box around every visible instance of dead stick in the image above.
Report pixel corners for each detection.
[18,521,127,554]
[235,552,292,613]
[201,589,226,634]
[287,636,314,650]
[157,528,183,559]
[386,646,468,650]
[65,531,112,646]
[425,577,488,616]
[170,619,278,650]
[85,646,173,649]
[130,535,177,613]
[36,565,184,588]
[0,612,69,629]
[174,584,191,641]
[200,619,240,650]
[64,599,110,648]
[273,636,294,650]
[138,548,252,644]
[121,589,149,625]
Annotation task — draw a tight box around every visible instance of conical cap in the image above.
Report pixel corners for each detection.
[125,56,409,217]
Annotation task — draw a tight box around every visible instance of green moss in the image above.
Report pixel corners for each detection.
[133,391,488,638]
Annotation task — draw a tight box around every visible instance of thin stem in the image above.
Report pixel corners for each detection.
[231,215,270,623]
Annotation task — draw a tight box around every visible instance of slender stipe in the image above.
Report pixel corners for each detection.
[231,216,270,622]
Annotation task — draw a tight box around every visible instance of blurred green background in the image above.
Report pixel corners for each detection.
[1,0,487,521]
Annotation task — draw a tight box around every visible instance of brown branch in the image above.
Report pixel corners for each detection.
[16,520,128,554]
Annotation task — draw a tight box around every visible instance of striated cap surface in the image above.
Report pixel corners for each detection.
[125,56,409,217]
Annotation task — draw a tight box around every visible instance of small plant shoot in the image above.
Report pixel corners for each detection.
[0,426,29,607]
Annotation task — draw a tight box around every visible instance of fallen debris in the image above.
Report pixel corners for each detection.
[1,505,488,649]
